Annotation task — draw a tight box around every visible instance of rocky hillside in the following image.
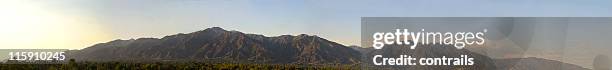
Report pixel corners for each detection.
[69,27,361,64]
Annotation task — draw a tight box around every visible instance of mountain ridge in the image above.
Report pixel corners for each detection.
[70,27,361,64]
[68,27,592,70]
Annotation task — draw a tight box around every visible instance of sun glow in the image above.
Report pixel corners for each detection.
[0,1,112,49]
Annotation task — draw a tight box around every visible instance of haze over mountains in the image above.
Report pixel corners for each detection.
[68,27,591,70]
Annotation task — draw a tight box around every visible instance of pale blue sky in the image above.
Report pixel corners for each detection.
[2,0,612,49]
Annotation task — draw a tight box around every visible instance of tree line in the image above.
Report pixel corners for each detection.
[0,59,359,70]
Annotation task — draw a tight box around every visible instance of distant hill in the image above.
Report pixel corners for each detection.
[355,45,590,70]
[494,57,590,70]
[359,44,497,70]
[69,27,361,64]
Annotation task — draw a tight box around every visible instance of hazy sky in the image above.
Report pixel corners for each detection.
[1,0,612,49]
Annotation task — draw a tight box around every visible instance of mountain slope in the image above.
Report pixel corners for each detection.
[494,57,590,70]
[69,27,361,64]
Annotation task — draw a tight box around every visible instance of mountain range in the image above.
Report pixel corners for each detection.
[68,27,591,70]
[69,27,360,64]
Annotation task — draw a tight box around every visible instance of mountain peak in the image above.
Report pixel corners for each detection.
[297,34,320,38]
[298,34,309,37]
[203,27,227,32]
[196,27,230,35]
